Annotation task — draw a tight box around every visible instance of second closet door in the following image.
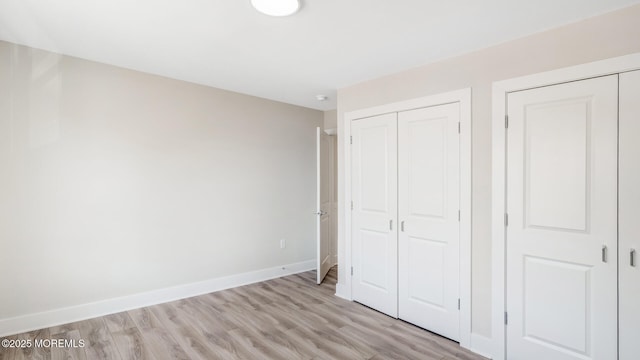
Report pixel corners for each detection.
[398,103,461,341]
[505,75,618,360]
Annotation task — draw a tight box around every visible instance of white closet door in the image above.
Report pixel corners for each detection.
[351,113,398,317]
[506,75,618,360]
[620,70,640,360]
[398,103,460,340]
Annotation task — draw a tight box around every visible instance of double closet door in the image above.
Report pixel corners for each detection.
[505,71,640,360]
[351,102,461,341]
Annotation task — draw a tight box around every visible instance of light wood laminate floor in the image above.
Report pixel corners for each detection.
[0,267,487,360]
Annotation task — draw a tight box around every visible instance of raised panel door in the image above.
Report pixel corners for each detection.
[398,103,460,340]
[506,75,618,360]
[351,113,398,317]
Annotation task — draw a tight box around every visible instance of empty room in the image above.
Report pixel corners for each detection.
[1,1,640,359]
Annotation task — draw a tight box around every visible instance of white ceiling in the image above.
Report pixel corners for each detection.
[1,0,638,111]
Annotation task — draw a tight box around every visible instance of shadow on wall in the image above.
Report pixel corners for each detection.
[8,45,63,149]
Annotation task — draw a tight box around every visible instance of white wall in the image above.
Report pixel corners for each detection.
[336,4,640,339]
[323,109,337,130]
[0,41,323,324]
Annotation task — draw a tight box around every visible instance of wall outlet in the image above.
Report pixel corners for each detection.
[280,239,286,249]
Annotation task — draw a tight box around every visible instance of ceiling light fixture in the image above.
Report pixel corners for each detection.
[316,95,328,101]
[251,0,300,17]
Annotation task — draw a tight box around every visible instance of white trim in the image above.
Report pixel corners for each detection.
[334,283,350,300]
[458,88,473,349]
[316,127,322,284]
[491,51,640,360]
[491,81,508,360]
[0,259,315,337]
[342,88,473,349]
[465,333,494,359]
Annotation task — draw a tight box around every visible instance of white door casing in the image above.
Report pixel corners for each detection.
[351,113,398,317]
[505,75,618,360]
[331,134,338,267]
[619,70,640,360]
[316,127,322,284]
[398,103,461,341]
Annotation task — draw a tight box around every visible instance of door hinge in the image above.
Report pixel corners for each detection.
[350,135,353,144]
[504,312,508,325]
[504,213,508,227]
[351,201,353,210]
[351,266,353,276]
[505,115,509,129]
[458,210,461,222]
[458,122,461,134]
[457,298,460,310]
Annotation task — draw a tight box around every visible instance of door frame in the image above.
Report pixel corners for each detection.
[317,127,337,284]
[491,52,640,360]
[316,127,322,284]
[342,88,472,349]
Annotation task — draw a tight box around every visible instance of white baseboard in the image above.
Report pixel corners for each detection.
[463,333,493,359]
[0,259,315,337]
[335,282,350,300]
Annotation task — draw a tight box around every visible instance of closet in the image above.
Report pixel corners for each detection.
[350,102,461,341]
[503,70,640,360]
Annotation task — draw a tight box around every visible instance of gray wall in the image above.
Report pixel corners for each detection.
[0,41,323,321]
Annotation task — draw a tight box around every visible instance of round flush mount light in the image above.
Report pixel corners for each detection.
[251,0,300,17]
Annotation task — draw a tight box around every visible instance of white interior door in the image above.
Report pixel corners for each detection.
[317,128,333,284]
[398,103,460,341]
[351,113,398,317]
[619,70,640,360]
[331,135,338,267]
[505,75,618,360]
[316,127,322,284]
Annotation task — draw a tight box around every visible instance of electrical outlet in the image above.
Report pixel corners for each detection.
[280,239,286,249]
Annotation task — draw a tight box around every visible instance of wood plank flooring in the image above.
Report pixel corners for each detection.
[0,268,487,360]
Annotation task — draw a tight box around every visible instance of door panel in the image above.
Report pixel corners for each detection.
[351,113,398,317]
[318,130,333,284]
[360,229,391,289]
[408,237,445,306]
[523,256,590,354]
[398,103,460,341]
[525,99,589,231]
[407,115,446,218]
[316,127,322,284]
[620,70,640,360]
[506,75,618,360]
